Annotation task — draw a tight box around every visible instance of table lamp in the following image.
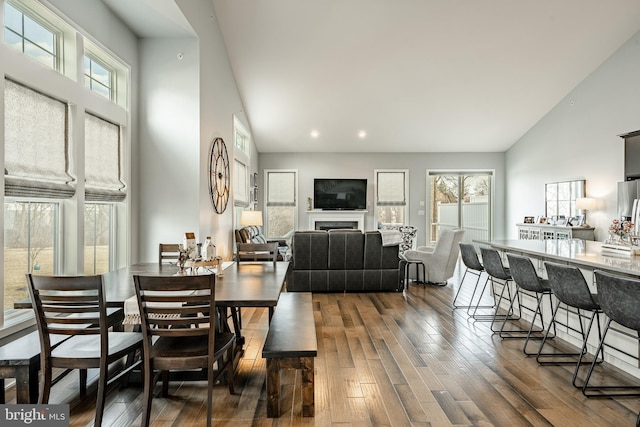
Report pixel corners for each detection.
[240,210,263,227]
[576,197,596,228]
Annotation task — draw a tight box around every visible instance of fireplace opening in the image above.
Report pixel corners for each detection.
[315,221,358,230]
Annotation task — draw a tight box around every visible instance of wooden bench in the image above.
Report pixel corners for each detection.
[0,331,68,404]
[262,292,317,418]
[0,308,125,404]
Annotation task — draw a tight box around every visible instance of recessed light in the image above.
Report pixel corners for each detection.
[310,130,319,138]
[358,130,367,139]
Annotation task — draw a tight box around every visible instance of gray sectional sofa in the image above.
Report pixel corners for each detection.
[286,229,401,292]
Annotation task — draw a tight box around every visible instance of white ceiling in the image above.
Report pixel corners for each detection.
[104,0,640,153]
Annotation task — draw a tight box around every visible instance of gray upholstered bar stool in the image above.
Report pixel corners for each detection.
[540,262,604,387]
[581,270,640,398]
[453,243,492,313]
[478,247,520,325]
[502,254,554,348]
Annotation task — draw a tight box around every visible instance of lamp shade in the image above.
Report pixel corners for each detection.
[240,210,263,227]
[576,197,597,211]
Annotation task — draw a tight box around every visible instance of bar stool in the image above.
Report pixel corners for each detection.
[540,262,604,387]
[501,254,554,348]
[453,243,491,313]
[582,270,640,397]
[479,247,521,326]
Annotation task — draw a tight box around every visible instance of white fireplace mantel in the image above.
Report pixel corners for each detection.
[307,210,367,230]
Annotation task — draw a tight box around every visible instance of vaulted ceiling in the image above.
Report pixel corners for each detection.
[104,0,640,153]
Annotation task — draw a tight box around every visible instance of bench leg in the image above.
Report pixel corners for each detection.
[301,357,314,417]
[266,358,280,417]
[14,366,32,404]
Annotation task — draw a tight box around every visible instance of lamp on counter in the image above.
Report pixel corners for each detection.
[576,197,597,228]
[240,210,263,227]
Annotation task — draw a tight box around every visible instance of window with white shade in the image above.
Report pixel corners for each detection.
[4,79,74,198]
[1,0,131,330]
[265,170,297,239]
[84,113,125,202]
[375,169,408,227]
[234,159,249,207]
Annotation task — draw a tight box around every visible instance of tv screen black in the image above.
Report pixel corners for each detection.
[313,179,367,210]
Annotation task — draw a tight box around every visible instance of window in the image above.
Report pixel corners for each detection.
[233,116,251,207]
[428,171,492,244]
[234,115,250,156]
[4,201,59,311]
[84,55,112,99]
[1,1,131,330]
[84,203,112,275]
[375,170,408,227]
[84,38,129,107]
[265,170,297,239]
[3,1,57,69]
[234,159,249,207]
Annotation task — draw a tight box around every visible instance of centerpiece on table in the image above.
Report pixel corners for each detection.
[607,219,634,245]
[602,218,640,256]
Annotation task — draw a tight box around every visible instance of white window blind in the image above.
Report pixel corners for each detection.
[377,171,406,206]
[267,171,296,206]
[4,79,75,198]
[234,159,248,206]
[84,113,125,201]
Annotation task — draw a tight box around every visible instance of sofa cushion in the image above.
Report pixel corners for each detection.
[292,231,328,270]
[364,231,400,269]
[328,230,364,270]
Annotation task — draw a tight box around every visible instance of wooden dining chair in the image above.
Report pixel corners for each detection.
[158,243,180,264]
[26,274,143,427]
[236,241,278,264]
[133,274,236,427]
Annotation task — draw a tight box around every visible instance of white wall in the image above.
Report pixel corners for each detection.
[259,152,505,248]
[506,29,640,241]
[135,0,250,262]
[138,37,200,261]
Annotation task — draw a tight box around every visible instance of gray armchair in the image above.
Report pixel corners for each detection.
[403,229,465,284]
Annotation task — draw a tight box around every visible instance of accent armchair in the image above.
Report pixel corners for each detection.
[403,229,465,284]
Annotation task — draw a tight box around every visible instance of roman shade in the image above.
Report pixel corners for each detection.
[267,171,295,206]
[376,171,406,206]
[84,113,125,202]
[4,79,75,198]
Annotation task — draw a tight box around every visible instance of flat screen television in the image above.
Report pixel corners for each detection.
[313,178,367,210]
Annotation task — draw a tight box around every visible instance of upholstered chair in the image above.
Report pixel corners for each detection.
[403,229,465,285]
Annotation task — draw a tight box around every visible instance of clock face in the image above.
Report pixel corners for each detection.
[208,137,230,214]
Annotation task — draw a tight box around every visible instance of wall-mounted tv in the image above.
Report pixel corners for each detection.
[313,178,367,210]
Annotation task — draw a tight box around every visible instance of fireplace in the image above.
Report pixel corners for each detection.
[315,221,358,230]
[306,210,366,230]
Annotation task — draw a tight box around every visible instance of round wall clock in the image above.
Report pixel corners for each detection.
[208,137,230,214]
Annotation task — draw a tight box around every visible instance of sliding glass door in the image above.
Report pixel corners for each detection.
[428,172,492,244]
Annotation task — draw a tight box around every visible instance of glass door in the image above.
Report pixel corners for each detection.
[429,172,492,244]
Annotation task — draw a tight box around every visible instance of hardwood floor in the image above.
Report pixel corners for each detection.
[6,261,640,426]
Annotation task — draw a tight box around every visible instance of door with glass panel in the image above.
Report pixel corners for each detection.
[428,172,492,244]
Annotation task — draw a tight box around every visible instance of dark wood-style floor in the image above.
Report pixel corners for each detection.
[6,261,640,426]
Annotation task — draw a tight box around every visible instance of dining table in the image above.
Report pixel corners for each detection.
[15,261,291,348]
